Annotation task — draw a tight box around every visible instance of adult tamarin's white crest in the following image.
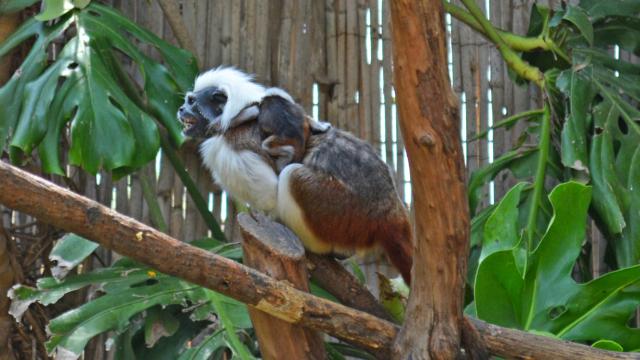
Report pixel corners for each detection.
[178,67,413,284]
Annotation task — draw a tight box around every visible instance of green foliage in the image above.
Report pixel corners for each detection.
[0,2,197,177]
[553,0,640,267]
[49,233,98,279]
[0,0,39,14]
[473,182,640,351]
[378,275,409,324]
[10,233,372,359]
[36,0,89,21]
[464,0,640,268]
[453,0,640,353]
[8,239,256,359]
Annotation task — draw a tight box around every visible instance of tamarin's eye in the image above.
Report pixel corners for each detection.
[212,92,227,103]
[187,95,196,105]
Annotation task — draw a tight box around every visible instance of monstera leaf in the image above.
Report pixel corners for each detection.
[49,233,99,280]
[550,0,640,267]
[0,3,197,177]
[469,0,640,269]
[474,182,640,351]
[8,239,253,360]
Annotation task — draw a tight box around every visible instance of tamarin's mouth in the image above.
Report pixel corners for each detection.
[180,115,197,131]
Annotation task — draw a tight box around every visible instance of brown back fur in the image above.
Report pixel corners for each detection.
[290,129,413,283]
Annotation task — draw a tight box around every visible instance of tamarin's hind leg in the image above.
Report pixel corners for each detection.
[276,163,413,284]
[378,218,413,285]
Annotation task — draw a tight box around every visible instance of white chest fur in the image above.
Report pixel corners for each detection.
[200,136,278,213]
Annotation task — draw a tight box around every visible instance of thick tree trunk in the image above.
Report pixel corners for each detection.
[389,0,469,359]
[0,13,20,360]
[239,213,326,360]
[0,14,19,84]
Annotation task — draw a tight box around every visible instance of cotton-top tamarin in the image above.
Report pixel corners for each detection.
[177,67,413,284]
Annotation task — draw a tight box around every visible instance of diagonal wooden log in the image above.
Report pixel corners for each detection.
[0,161,639,360]
[0,161,396,353]
[305,253,393,322]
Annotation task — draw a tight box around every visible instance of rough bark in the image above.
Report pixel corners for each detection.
[239,213,326,360]
[389,0,469,359]
[0,161,396,353]
[470,318,639,360]
[1,162,639,359]
[0,13,20,360]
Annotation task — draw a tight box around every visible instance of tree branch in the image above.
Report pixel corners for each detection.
[0,161,637,359]
[306,253,393,322]
[156,0,199,64]
[471,318,637,360]
[0,160,396,353]
[389,0,470,358]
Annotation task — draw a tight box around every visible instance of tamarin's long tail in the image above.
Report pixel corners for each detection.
[379,218,413,285]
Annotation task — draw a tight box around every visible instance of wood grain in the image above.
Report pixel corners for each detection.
[389,0,469,358]
[240,213,325,360]
[0,161,397,353]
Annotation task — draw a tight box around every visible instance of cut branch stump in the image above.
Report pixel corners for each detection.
[238,213,326,360]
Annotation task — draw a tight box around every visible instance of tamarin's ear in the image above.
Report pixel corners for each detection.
[306,115,332,134]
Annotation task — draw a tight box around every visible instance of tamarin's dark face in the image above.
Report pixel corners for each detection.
[178,86,228,138]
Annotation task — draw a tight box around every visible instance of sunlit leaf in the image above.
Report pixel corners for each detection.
[49,233,99,280]
[0,3,197,176]
[592,340,624,352]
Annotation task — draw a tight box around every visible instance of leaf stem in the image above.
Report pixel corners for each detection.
[208,291,255,360]
[108,56,226,240]
[459,0,545,87]
[139,171,168,233]
[525,102,551,250]
[469,108,544,141]
[160,136,226,241]
[444,2,548,52]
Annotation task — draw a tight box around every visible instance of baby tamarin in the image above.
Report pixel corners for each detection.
[178,67,413,284]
